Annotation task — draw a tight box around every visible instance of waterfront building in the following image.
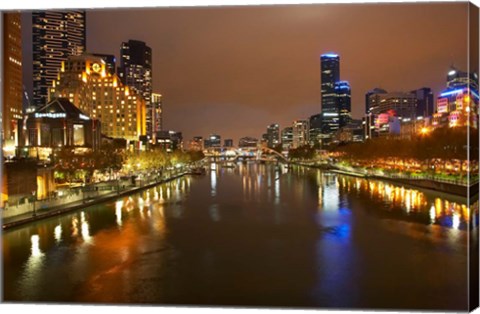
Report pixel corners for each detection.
[266,123,280,148]
[1,159,55,209]
[189,136,204,151]
[336,119,364,143]
[434,67,479,129]
[204,134,221,149]
[32,10,86,107]
[366,90,417,121]
[17,98,101,161]
[2,13,22,157]
[155,130,183,152]
[49,53,146,142]
[365,88,388,114]
[281,126,293,150]
[292,120,309,148]
[119,40,153,137]
[92,53,117,75]
[238,137,258,148]
[224,139,234,148]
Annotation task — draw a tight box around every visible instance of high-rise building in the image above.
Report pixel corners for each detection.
[266,123,280,148]
[292,120,309,148]
[433,67,479,128]
[411,87,434,118]
[151,93,163,138]
[32,10,86,107]
[238,137,258,148]
[156,130,182,152]
[320,53,340,136]
[365,88,388,114]
[2,13,22,152]
[92,53,116,75]
[119,40,153,136]
[308,113,322,147]
[366,90,417,121]
[335,81,351,128]
[49,53,146,141]
[281,127,293,150]
[224,139,234,148]
[204,134,221,149]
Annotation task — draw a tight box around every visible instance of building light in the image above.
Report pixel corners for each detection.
[440,89,464,97]
[35,112,66,119]
[321,53,338,58]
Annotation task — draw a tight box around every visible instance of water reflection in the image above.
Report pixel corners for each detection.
[330,173,471,230]
[54,225,62,243]
[116,200,123,227]
[2,165,472,308]
[81,212,92,244]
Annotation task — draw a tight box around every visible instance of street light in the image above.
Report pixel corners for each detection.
[420,127,429,135]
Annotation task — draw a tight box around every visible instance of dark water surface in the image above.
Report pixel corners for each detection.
[2,163,473,310]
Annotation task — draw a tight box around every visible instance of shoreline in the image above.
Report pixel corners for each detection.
[291,162,478,198]
[2,171,193,231]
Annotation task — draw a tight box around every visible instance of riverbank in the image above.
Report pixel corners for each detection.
[291,161,478,197]
[2,171,194,231]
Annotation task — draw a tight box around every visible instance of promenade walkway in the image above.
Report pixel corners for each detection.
[2,170,192,230]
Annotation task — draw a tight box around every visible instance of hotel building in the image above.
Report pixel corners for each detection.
[49,53,146,142]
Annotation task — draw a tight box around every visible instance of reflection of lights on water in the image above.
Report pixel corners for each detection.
[116,200,123,226]
[209,204,220,222]
[322,184,339,211]
[81,212,92,243]
[429,204,436,223]
[452,212,460,229]
[211,163,217,170]
[318,187,323,207]
[275,178,280,204]
[138,197,144,208]
[54,225,62,242]
[31,235,42,257]
[211,170,217,197]
[72,217,79,237]
[153,190,159,201]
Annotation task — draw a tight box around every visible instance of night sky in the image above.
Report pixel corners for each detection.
[22,2,471,144]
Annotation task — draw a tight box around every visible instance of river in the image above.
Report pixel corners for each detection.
[2,162,476,310]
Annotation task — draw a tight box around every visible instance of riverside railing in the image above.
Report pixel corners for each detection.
[1,165,193,220]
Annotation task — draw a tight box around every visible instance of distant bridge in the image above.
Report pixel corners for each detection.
[203,146,290,163]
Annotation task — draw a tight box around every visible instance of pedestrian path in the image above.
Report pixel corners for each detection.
[2,171,190,230]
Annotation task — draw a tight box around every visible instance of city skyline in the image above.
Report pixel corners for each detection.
[21,3,471,142]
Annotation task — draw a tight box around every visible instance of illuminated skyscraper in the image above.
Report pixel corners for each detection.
[433,67,479,128]
[266,123,280,148]
[50,54,146,141]
[119,40,153,137]
[320,53,340,136]
[2,12,22,153]
[32,10,86,107]
[151,93,163,138]
[335,81,351,128]
[292,120,309,148]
